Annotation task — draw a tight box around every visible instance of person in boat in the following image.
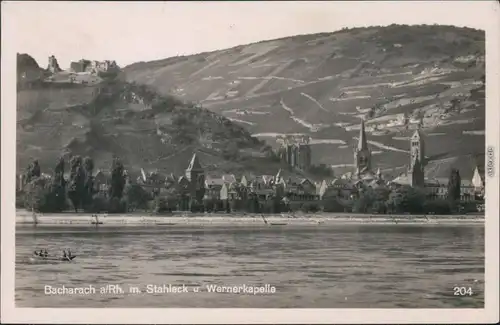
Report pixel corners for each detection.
[62,250,67,258]
[43,249,48,257]
[67,249,72,258]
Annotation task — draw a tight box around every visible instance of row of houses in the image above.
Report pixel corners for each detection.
[133,155,484,207]
[16,155,485,208]
[136,166,320,204]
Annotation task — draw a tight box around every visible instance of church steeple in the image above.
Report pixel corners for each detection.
[408,129,425,188]
[275,168,282,182]
[410,129,425,169]
[185,153,205,208]
[354,119,371,176]
[185,153,203,182]
[357,119,368,151]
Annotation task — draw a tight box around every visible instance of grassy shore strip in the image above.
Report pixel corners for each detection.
[16,210,485,226]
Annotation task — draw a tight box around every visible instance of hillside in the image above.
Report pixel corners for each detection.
[121,24,485,178]
[17,53,46,86]
[16,55,297,178]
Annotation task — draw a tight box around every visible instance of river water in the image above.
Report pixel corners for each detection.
[15,223,484,308]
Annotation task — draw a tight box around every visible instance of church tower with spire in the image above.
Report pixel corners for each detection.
[354,119,372,176]
[410,129,425,169]
[409,129,425,187]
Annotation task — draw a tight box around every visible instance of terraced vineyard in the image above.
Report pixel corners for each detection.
[122,24,485,178]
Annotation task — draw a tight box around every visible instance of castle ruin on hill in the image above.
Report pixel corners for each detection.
[70,59,120,76]
[47,55,62,73]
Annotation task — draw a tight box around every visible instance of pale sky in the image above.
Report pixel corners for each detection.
[2,1,498,69]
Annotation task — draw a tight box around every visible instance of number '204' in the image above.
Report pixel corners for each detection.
[453,287,473,296]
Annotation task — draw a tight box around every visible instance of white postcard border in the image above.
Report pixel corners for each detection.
[2,1,499,324]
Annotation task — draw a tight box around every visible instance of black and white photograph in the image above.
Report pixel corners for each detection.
[1,1,498,324]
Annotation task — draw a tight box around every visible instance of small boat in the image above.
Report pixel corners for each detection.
[31,253,76,262]
[270,222,287,226]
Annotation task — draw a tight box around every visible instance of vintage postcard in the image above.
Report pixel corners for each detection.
[1,1,499,323]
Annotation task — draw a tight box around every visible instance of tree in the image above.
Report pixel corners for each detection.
[47,157,67,212]
[386,186,425,214]
[25,159,41,183]
[124,183,151,211]
[301,202,320,213]
[353,189,375,213]
[67,156,85,212]
[203,197,216,213]
[323,197,344,212]
[222,142,239,161]
[447,168,461,212]
[260,145,278,161]
[82,156,95,209]
[24,177,51,212]
[154,197,169,213]
[372,187,390,214]
[423,199,452,214]
[367,107,375,118]
[247,193,260,213]
[88,192,109,213]
[54,156,64,176]
[109,157,126,199]
[105,157,127,213]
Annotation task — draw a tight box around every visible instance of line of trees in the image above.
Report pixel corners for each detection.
[19,156,138,213]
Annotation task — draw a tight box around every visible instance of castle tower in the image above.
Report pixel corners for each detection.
[297,136,312,170]
[285,140,293,167]
[298,144,312,170]
[291,144,298,168]
[47,55,62,73]
[354,120,371,175]
[280,136,312,170]
[185,153,205,203]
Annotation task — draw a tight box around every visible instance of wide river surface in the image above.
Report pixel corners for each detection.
[16,223,484,308]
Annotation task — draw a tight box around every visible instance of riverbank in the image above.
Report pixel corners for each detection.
[16,209,485,226]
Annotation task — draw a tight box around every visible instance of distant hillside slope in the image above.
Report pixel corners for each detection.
[121,24,485,177]
[16,54,297,177]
